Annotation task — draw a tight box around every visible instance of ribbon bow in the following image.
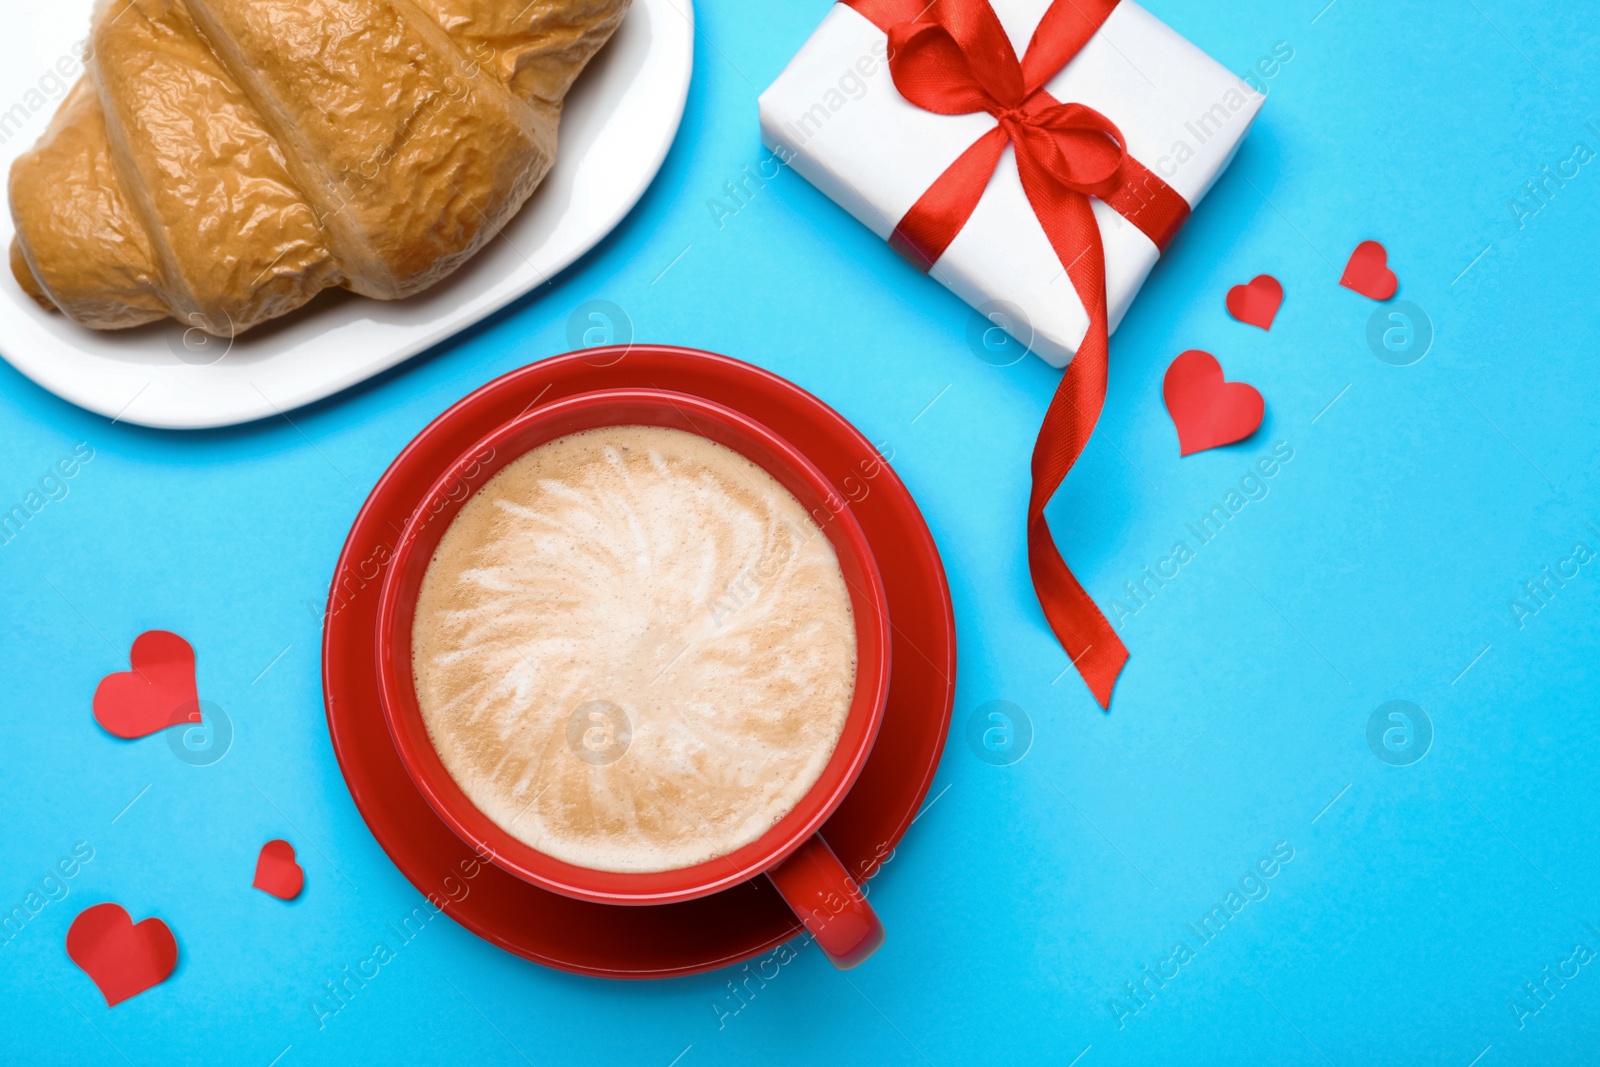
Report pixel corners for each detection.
[846,0,1191,707]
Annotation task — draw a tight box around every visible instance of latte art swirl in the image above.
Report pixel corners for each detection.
[411,425,858,873]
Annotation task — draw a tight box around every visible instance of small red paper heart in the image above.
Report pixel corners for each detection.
[1340,240,1398,300]
[1163,350,1266,456]
[93,631,200,740]
[66,903,178,1007]
[253,840,305,901]
[1226,274,1283,330]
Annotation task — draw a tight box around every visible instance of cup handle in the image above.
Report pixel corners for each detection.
[765,833,884,969]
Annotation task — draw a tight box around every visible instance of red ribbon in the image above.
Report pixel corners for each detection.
[844,0,1191,708]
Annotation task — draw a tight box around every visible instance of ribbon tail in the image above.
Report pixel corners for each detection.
[1027,357,1130,708]
[1018,161,1129,708]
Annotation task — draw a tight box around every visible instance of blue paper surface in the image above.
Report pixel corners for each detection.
[2,1,1598,1063]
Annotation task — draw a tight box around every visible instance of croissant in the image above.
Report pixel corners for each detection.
[8,0,631,337]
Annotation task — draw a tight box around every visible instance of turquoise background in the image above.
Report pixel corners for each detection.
[3,0,1600,1063]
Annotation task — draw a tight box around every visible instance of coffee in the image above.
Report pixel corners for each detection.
[410,425,858,873]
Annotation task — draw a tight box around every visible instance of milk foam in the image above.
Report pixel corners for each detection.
[410,425,858,873]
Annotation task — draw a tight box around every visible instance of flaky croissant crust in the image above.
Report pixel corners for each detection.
[9,0,630,337]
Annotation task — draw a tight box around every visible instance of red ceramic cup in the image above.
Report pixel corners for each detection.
[374,388,892,969]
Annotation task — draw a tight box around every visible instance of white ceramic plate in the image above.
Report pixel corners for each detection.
[0,0,693,429]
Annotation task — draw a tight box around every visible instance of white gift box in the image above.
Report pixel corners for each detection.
[759,0,1264,367]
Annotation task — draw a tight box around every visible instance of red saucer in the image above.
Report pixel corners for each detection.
[322,346,956,978]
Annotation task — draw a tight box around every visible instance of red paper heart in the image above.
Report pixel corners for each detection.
[1163,350,1266,456]
[93,631,200,740]
[1226,274,1283,330]
[66,903,178,1007]
[1340,240,1398,300]
[252,840,305,901]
